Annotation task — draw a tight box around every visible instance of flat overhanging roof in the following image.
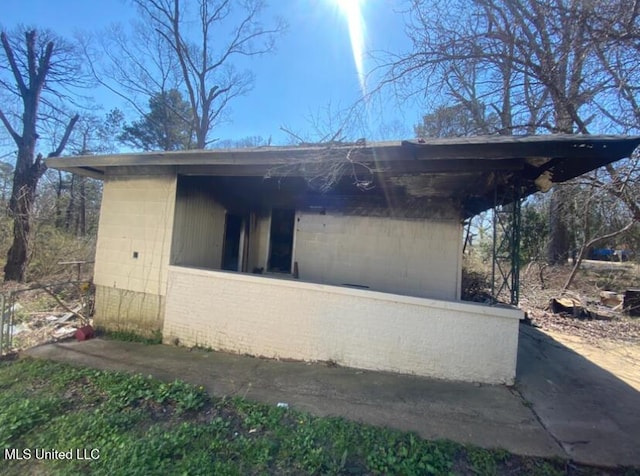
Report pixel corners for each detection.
[46,135,640,216]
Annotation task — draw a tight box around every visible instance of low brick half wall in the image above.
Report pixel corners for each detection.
[164,266,523,384]
[94,285,165,337]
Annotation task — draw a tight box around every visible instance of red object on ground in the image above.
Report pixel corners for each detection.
[75,325,94,341]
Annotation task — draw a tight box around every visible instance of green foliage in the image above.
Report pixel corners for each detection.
[88,371,208,412]
[119,89,195,151]
[467,447,500,475]
[521,200,549,264]
[0,358,625,476]
[102,329,163,345]
[0,396,66,447]
[414,102,500,138]
[364,431,456,475]
[190,344,214,352]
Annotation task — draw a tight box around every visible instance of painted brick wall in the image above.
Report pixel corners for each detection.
[293,211,462,300]
[94,286,164,335]
[164,266,522,384]
[94,173,176,296]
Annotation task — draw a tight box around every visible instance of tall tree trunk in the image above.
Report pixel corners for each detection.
[64,174,75,232]
[78,176,86,236]
[56,170,65,228]
[546,108,574,265]
[547,187,571,265]
[0,30,79,282]
[4,153,45,281]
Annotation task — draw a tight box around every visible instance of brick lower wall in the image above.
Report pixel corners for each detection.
[163,266,523,384]
[94,285,165,336]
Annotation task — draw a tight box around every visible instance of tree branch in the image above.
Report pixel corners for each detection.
[1,31,28,96]
[604,163,640,221]
[0,109,21,144]
[37,282,88,325]
[26,30,38,83]
[563,220,636,291]
[48,114,80,158]
[35,41,54,88]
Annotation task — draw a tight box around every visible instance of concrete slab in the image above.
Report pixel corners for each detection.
[24,337,562,460]
[517,325,640,467]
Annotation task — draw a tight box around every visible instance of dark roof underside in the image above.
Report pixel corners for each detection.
[46,135,640,217]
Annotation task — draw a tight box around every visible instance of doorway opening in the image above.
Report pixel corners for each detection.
[222,214,244,271]
[268,209,295,273]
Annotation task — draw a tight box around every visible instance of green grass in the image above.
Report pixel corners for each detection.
[0,358,636,476]
[100,329,163,345]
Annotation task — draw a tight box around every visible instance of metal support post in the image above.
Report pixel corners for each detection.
[491,178,522,305]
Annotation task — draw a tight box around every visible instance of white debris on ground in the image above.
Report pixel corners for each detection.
[2,282,94,353]
[9,307,88,350]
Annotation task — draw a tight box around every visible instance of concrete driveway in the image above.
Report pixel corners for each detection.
[23,323,640,468]
[517,325,640,467]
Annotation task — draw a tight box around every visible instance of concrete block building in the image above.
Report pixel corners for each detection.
[47,135,640,384]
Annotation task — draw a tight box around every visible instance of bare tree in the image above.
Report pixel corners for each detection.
[414,102,500,138]
[90,0,285,149]
[381,0,640,264]
[585,0,640,130]
[80,21,188,138]
[384,0,605,134]
[0,28,81,281]
[561,170,638,289]
[216,135,270,148]
[64,114,116,236]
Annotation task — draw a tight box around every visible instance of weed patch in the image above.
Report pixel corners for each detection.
[101,329,162,345]
[0,358,636,475]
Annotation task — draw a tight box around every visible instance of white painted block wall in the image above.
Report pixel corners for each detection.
[164,266,523,384]
[94,174,177,296]
[293,211,462,300]
[171,185,226,269]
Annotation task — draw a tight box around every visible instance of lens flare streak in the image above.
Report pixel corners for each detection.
[336,0,366,95]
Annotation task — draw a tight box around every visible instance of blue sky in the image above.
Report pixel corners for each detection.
[2,0,418,147]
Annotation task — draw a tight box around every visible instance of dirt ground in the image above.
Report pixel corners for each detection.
[541,329,640,391]
[516,261,640,392]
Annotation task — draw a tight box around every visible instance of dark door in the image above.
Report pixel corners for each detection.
[268,209,295,273]
[222,213,243,271]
